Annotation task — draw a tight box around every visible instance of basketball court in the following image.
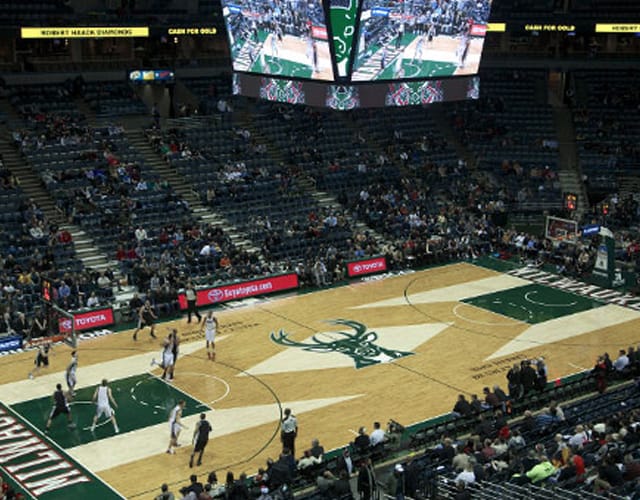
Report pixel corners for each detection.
[352,34,485,81]
[1,258,639,498]
[233,31,334,81]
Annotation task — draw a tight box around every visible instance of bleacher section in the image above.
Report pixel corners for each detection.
[149,115,356,267]
[296,375,640,500]
[569,0,638,18]
[0,182,83,319]
[0,0,73,25]
[83,81,147,120]
[572,69,640,193]
[489,0,558,19]
[450,69,562,214]
[9,86,199,284]
[180,75,233,115]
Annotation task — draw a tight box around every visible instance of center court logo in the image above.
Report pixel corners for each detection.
[270,319,414,369]
[207,289,225,303]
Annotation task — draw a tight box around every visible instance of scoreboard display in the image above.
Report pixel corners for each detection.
[222,0,493,84]
[223,0,335,80]
[351,0,492,81]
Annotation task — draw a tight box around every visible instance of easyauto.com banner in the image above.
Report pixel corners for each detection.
[178,273,300,309]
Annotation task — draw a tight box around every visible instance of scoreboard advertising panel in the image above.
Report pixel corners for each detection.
[234,72,479,108]
[222,0,494,84]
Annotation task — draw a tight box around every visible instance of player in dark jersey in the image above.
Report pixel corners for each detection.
[171,329,180,377]
[133,300,157,341]
[45,383,75,431]
[28,342,52,379]
[189,413,212,468]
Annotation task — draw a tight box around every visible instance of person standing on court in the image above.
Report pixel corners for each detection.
[167,400,186,454]
[201,310,219,361]
[45,383,75,431]
[170,328,180,380]
[133,300,157,341]
[185,282,202,324]
[65,350,78,399]
[28,341,52,379]
[90,379,120,434]
[189,413,212,468]
[281,408,298,457]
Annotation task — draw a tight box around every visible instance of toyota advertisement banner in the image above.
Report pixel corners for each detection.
[347,256,387,277]
[178,273,300,309]
[58,307,115,334]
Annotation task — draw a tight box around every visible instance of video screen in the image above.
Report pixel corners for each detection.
[326,85,360,110]
[351,0,493,81]
[385,80,443,106]
[222,0,335,80]
[234,72,479,108]
[259,77,307,104]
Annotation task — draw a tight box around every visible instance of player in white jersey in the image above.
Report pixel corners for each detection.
[90,379,119,434]
[167,400,186,454]
[66,350,78,399]
[413,35,426,63]
[152,329,177,380]
[201,311,219,361]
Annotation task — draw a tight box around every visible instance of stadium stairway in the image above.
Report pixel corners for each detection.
[235,108,286,164]
[428,104,478,168]
[74,96,98,128]
[0,132,61,225]
[553,104,588,218]
[0,131,114,274]
[59,225,113,271]
[122,126,259,254]
[0,97,118,276]
[123,127,201,208]
[237,109,388,246]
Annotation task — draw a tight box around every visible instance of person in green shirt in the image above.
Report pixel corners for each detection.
[526,455,557,484]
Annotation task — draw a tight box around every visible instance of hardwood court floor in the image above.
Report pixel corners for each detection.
[2,261,640,498]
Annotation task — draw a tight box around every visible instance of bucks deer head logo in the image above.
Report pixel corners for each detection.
[270,319,414,369]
